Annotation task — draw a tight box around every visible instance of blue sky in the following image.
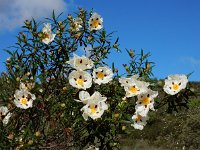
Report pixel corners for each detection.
[0,0,200,81]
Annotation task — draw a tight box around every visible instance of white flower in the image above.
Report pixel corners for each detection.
[69,70,92,90]
[86,145,99,150]
[14,89,36,109]
[67,54,94,71]
[163,74,188,95]
[88,12,103,31]
[119,74,139,87]
[135,89,158,116]
[124,79,149,98]
[93,66,113,85]
[80,91,108,120]
[131,112,149,130]
[77,90,91,104]
[73,17,83,31]
[0,106,12,125]
[19,82,35,91]
[42,23,56,45]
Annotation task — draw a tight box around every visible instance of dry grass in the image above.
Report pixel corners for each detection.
[120,98,200,150]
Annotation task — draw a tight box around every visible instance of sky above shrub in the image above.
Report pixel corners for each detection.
[0,0,200,81]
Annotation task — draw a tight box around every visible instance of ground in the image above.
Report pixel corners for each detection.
[120,97,200,150]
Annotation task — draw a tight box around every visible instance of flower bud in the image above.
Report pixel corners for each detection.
[56,30,61,35]
[103,49,107,54]
[58,21,63,26]
[88,35,93,41]
[6,57,11,64]
[28,140,33,145]
[122,97,127,101]
[68,15,73,20]
[24,20,31,26]
[123,64,129,72]
[35,131,41,137]
[60,103,66,107]
[114,113,120,118]
[50,51,54,55]
[113,44,118,49]
[16,144,23,150]
[60,25,65,30]
[157,80,163,86]
[63,87,67,92]
[129,49,134,58]
[7,133,14,140]
[190,88,195,92]
[25,72,31,76]
[144,63,151,72]
[39,89,43,93]
[16,77,20,82]
[122,125,126,130]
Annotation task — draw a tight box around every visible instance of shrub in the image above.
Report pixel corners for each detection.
[0,8,195,149]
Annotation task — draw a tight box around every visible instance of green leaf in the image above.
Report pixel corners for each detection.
[187,71,194,78]
[112,62,115,73]
[52,10,56,21]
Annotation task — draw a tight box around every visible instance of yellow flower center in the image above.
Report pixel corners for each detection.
[76,79,84,86]
[20,98,28,105]
[43,32,50,39]
[135,115,142,122]
[129,86,138,94]
[90,105,97,114]
[143,97,151,105]
[97,72,104,80]
[92,20,99,28]
[172,83,179,91]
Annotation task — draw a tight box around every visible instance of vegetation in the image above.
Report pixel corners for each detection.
[121,82,200,150]
[0,8,198,150]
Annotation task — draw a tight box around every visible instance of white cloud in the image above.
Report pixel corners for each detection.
[0,0,68,31]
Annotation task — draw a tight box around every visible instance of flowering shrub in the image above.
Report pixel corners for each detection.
[0,8,195,149]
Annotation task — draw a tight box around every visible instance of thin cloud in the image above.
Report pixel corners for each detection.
[0,0,68,31]
[180,56,200,67]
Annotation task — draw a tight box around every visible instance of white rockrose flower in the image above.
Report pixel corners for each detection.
[42,23,56,45]
[69,70,92,90]
[19,82,35,91]
[93,66,113,85]
[0,106,12,125]
[131,112,149,130]
[73,17,83,31]
[67,54,94,71]
[86,145,99,150]
[124,79,149,98]
[163,74,188,95]
[119,74,139,87]
[135,89,158,116]
[80,91,108,120]
[14,89,36,109]
[88,12,103,31]
[77,90,91,104]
